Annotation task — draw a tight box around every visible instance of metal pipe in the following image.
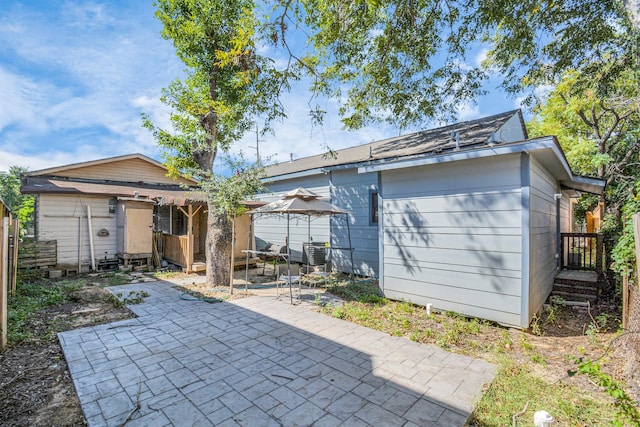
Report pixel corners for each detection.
[87,205,96,271]
[287,213,293,304]
[346,213,355,286]
[245,215,251,294]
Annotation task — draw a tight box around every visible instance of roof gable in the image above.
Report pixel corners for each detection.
[264,110,526,178]
[26,153,196,186]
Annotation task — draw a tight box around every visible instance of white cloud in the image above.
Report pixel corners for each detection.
[0,146,104,172]
[456,103,481,121]
[61,1,115,29]
[475,48,490,67]
[0,67,41,132]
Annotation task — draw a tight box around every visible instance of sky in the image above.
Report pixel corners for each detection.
[0,1,523,174]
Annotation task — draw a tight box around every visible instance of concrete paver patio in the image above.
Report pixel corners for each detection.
[58,281,495,426]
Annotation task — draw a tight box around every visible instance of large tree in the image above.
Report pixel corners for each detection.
[528,69,640,219]
[145,0,292,286]
[0,166,34,236]
[263,0,638,128]
[146,0,638,286]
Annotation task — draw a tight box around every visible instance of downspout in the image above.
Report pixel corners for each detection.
[556,193,561,269]
[520,153,531,329]
[377,171,384,293]
[87,205,96,271]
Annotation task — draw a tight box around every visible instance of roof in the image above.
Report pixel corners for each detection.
[25,153,198,186]
[264,110,525,179]
[21,176,207,206]
[359,135,606,195]
[28,153,168,176]
[21,176,271,208]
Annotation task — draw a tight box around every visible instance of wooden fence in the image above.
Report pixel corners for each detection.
[623,214,640,328]
[162,234,188,268]
[1,203,18,351]
[18,239,57,269]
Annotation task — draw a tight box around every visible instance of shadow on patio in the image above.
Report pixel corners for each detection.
[58,281,495,426]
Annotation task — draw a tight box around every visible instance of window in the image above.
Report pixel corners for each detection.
[108,198,117,214]
[370,191,379,225]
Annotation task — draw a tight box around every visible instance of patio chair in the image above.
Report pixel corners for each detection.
[277,263,301,298]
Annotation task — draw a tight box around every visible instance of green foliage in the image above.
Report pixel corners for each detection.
[263,0,639,129]
[527,68,639,241]
[326,278,384,303]
[611,183,640,278]
[0,165,34,236]
[114,290,150,305]
[473,359,617,426]
[569,357,640,426]
[8,279,83,344]
[147,0,288,179]
[198,155,265,217]
[476,0,637,101]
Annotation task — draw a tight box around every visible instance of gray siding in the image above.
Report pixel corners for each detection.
[255,175,330,263]
[380,154,524,326]
[527,157,560,323]
[330,169,379,276]
[496,113,527,143]
[38,194,118,269]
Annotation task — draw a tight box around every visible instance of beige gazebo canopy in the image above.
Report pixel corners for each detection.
[247,188,354,302]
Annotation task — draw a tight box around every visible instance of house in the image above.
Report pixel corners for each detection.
[20,154,210,273]
[256,110,605,328]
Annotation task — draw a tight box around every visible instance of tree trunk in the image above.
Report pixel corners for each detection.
[205,194,232,286]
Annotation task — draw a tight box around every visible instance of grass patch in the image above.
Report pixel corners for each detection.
[471,359,617,426]
[325,277,385,303]
[8,279,83,344]
[96,272,134,287]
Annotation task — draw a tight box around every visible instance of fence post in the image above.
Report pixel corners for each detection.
[596,233,603,278]
[630,214,640,331]
[1,216,8,351]
[560,233,565,269]
[635,214,640,276]
[11,218,18,296]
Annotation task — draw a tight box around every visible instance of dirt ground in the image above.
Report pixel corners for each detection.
[0,269,634,426]
[0,276,134,427]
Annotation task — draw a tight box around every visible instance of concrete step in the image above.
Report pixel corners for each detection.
[552,282,598,296]
[550,290,597,304]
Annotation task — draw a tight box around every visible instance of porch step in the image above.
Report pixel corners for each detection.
[551,270,600,305]
[552,282,598,296]
[550,290,597,304]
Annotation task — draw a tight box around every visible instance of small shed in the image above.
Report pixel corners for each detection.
[21,154,206,272]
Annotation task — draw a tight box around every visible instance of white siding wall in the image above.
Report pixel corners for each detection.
[38,194,118,269]
[527,157,560,323]
[381,154,524,326]
[330,170,379,276]
[255,175,330,263]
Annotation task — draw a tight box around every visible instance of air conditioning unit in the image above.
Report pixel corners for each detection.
[302,242,326,266]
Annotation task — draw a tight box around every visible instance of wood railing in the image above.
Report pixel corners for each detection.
[162,234,188,268]
[560,232,603,274]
